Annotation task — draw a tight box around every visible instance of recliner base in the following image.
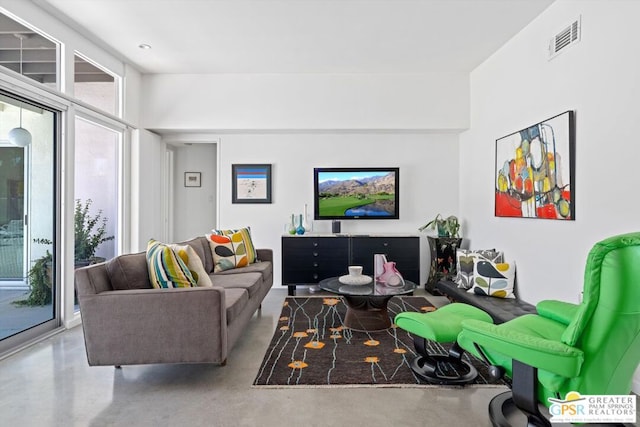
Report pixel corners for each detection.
[409,354,477,385]
[489,391,550,427]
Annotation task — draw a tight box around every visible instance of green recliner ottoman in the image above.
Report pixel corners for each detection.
[395,302,493,384]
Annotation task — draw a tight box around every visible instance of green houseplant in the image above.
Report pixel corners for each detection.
[418,214,461,238]
[73,199,115,265]
[15,199,114,306]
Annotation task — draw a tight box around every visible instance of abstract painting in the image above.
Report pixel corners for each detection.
[232,164,272,203]
[495,111,575,220]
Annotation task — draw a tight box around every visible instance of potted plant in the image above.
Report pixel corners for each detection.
[419,214,461,238]
[14,251,52,306]
[73,199,115,266]
[15,199,114,306]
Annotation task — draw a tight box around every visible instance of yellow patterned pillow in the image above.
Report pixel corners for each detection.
[146,239,196,288]
[210,227,257,264]
[206,228,256,272]
[169,243,212,287]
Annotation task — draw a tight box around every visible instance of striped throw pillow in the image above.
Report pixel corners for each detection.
[169,243,212,287]
[146,239,196,288]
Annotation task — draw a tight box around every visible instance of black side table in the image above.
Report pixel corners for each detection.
[425,237,462,294]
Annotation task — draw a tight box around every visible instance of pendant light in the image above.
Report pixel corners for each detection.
[8,34,32,148]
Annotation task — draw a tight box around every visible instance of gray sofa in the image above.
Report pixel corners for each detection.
[74,236,273,367]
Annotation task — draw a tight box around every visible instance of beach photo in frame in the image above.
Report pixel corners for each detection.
[184,172,201,187]
[232,164,272,203]
[495,111,575,220]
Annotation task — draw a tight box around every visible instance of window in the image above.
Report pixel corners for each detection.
[74,54,120,116]
[0,12,59,87]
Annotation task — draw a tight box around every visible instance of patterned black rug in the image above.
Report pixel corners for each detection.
[252,296,510,388]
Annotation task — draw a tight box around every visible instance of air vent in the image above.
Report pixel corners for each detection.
[549,17,581,59]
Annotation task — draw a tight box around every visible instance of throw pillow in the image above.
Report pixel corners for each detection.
[169,243,213,287]
[455,249,504,290]
[146,239,196,288]
[210,227,257,264]
[468,259,516,299]
[206,229,256,272]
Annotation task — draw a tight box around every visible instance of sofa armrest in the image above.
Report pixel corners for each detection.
[536,300,580,325]
[78,287,228,366]
[256,248,273,263]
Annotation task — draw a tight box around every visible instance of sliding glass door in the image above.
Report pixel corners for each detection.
[0,92,59,352]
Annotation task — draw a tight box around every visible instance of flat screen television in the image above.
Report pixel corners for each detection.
[313,167,399,220]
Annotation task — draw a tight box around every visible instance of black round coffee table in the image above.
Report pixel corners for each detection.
[318,277,416,332]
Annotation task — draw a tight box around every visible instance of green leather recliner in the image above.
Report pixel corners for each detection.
[458,232,640,427]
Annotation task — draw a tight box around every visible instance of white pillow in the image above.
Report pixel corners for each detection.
[467,259,515,299]
[170,243,213,287]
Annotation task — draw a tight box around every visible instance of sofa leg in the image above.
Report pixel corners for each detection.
[220,359,227,366]
[115,365,122,369]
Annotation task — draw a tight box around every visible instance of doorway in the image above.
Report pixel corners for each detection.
[171,143,217,241]
[0,92,59,350]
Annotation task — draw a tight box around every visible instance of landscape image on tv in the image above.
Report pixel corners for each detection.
[315,169,398,218]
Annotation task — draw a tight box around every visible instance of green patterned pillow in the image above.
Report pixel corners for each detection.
[455,249,504,290]
[146,239,196,288]
[210,227,257,264]
[169,243,212,287]
[468,259,516,299]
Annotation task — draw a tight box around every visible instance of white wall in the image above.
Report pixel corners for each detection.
[459,0,640,391]
[172,143,217,241]
[140,71,468,287]
[141,73,469,131]
[215,132,459,287]
[130,129,164,252]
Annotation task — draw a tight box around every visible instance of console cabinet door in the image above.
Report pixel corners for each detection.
[350,236,420,284]
[282,237,349,284]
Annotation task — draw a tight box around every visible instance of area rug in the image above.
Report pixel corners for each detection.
[253,296,510,388]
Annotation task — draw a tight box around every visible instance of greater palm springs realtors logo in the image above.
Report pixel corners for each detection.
[548,391,636,423]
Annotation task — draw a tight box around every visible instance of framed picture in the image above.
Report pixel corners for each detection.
[232,164,272,203]
[495,110,575,220]
[184,172,201,187]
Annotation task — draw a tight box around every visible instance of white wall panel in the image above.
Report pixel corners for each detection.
[141,73,469,131]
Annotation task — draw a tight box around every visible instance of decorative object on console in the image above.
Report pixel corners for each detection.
[146,239,196,288]
[425,236,463,294]
[296,214,305,235]
[468,259,516,299]
[302,203,312,233]
[419,214,460,237]
[455,249,504,290]
[287,214,296,235]
[184,171,201,187]
[232,164,272,204]
[495,110,575,220]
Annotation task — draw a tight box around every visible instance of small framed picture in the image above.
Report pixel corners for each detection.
[232,164,272,203]
[184,172,202,187]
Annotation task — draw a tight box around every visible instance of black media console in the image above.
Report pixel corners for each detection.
[281,234,420,295]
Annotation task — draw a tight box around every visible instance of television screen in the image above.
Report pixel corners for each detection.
[313,167,399,220]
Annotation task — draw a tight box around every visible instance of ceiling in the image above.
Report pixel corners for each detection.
[32,0,555,75]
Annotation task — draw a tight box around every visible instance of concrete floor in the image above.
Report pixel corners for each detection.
[0,288,54,340]
[0,286,615,427]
